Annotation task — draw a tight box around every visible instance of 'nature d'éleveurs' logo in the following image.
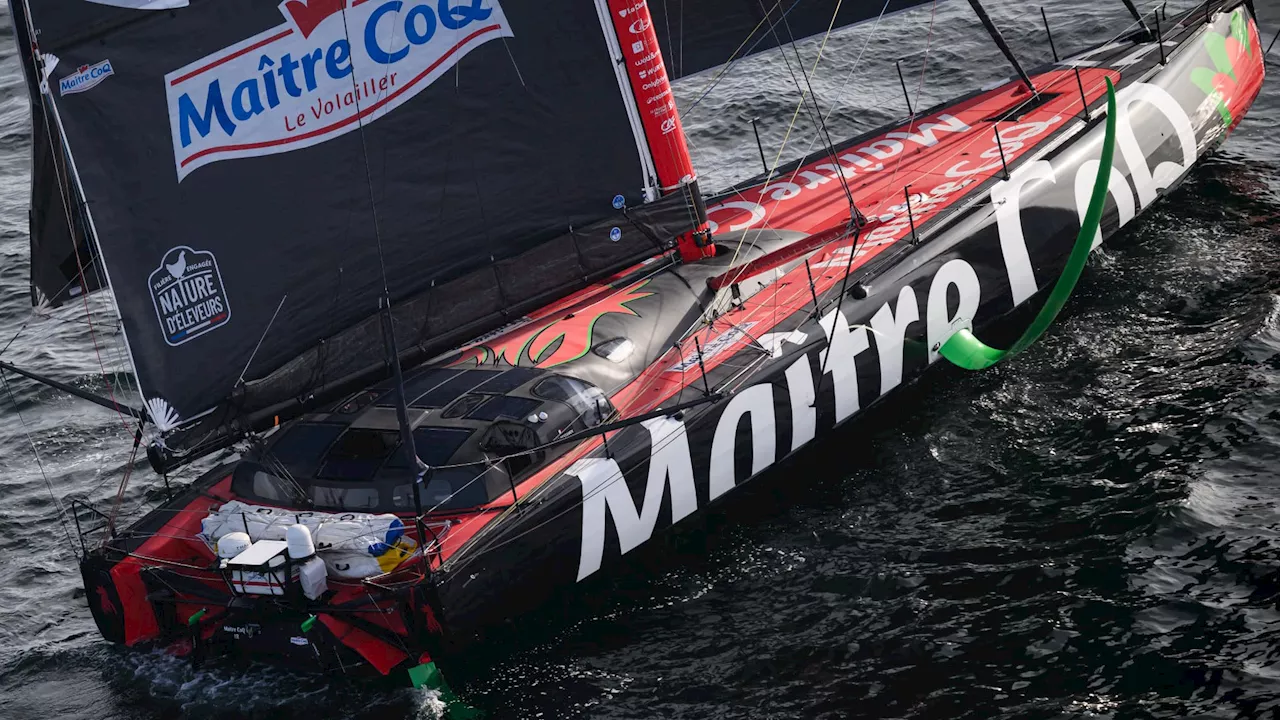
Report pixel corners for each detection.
[149,245,231,346]
[165,0,512,180]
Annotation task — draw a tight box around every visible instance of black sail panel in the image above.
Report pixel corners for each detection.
[12,0,103,307]
[24,0,684,441]
[651,0,940,80]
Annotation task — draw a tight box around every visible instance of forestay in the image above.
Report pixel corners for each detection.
[19,0,699,452]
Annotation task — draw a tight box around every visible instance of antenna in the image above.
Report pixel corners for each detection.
[966,0,1037,97]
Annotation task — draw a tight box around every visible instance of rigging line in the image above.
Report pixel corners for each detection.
[36,73,136,425]
[32,258,102,313]
[715,0,856,280]
[815,0,903,135]
[679,0,685,76]
[773,0,862,224]
[236,294,288,386]
[27,53,141,436]
[0,317,32,357]
[861,0,938,224]
[61,175,136,436]
[661,0,675,78]
[688,0,900,235]
[337,5,393,297]
[106,425,143,537]
[683,0,794,115]
[0,366,78,557]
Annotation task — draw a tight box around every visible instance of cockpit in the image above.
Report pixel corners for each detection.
[233,366,614,513]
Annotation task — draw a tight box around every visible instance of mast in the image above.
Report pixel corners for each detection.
[379,299,430,549]
[598,0,714,262]
[966,0,1037,96]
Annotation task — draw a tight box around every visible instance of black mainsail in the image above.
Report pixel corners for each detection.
[20,0,701,460]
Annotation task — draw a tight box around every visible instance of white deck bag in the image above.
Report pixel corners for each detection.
[200,500,416,578]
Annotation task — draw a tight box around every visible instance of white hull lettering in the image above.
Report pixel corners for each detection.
[575,80,1209,583]
[819,309,872,423]
[869,286,919,394]
[573,416,697,581]
[708,385,777,502]
[926,259,981,364]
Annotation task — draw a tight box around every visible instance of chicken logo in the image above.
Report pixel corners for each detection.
[1191,9,1264,131]
[148,245,231,346]
[452,280,653,367]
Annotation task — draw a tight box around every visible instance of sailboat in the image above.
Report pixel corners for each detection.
[9,0,1266,694]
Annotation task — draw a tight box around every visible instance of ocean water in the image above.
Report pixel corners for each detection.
[3,1,1280,718]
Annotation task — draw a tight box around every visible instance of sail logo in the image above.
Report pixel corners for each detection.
[149,246,231,346]
[58,60,114,96]
[164,0,512,180]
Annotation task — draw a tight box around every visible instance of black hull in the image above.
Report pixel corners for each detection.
[429,0,1266,651]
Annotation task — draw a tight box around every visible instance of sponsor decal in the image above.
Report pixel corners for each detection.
[668,323,758,373]
[58,60,114,96]
[1191,9,1262,130]
[453,280,653,367]
[606,0,695,190]
[149,245,231,346]
[290,636,310,645]
[222,623,261,637]
[165,0,513,179]
[704,113,982,235]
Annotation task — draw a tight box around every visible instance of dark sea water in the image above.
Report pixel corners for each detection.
[3,2,1280,718]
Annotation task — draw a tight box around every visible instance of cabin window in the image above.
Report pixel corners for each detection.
[316,429,400,481]
[334,389,380,415]
[252,470,295,503]
[392,467,500,511]
[267,422,345,477]
[441,393,488,419]
[231,462,308,505]
[312,484,381,511]
[468,395,541,422]
[533,376,613,428]
[381,427,473,472]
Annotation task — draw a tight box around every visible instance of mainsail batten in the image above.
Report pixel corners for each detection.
[21,0,705,451]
